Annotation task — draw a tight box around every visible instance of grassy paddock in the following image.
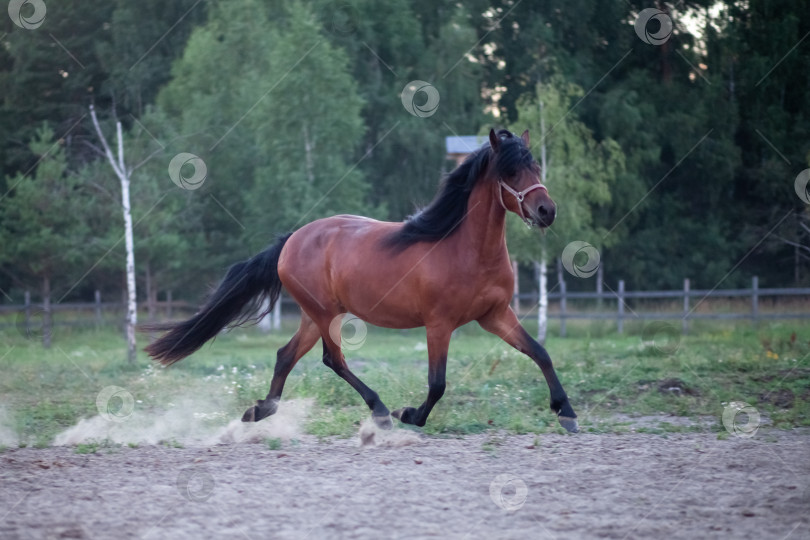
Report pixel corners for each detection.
[0,317,808,447]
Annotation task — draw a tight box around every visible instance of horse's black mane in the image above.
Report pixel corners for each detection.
[385,129,536,250]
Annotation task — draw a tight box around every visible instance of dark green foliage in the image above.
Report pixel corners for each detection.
[0,0,807,310]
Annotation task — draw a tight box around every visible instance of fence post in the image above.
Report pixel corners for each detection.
[752,276,759,327]
[682,278,690,335]
[596,264,604,311]
[166,290,173,319]
[617,280,625,334]
[94,290,102,328]
[24,290,31,336]
[512,260,520,314]
[559,278,567,338]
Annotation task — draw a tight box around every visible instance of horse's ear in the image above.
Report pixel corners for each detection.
[520,130,530,146]
[489,129,500,152]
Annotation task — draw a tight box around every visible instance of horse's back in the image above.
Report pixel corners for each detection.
[277,215,429,326]
[277,213,512,329]
[280,215,396,262]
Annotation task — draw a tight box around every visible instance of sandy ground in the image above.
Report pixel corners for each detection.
[1,427,808,540]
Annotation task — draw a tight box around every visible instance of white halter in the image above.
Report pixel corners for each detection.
[497,179,548,227]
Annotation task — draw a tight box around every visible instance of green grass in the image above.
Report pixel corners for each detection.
[0,317,808,445]
[74,439,117,454]
[75,442,100,454]
[265,437,282,450]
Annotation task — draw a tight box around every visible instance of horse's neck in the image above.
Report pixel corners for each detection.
[457,180,509,264]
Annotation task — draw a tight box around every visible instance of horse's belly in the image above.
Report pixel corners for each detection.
[335,271,425,329]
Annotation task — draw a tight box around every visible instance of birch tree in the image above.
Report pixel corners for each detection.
[508,80,623,341]
[89,105,137,363]
[537,98,549,343]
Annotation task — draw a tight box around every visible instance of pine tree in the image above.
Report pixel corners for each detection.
[0,125,95,346]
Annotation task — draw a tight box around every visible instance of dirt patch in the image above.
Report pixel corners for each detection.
[638,378,700,396]
[607,413,718,430]
[1,428,808,539]
[752,367,810,383]
[758,389,796,409]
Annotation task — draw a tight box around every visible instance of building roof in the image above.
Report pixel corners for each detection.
[445,135,487,155]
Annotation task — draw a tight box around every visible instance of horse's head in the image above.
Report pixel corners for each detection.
[489,129,555,228]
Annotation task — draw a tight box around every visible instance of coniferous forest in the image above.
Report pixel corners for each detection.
[1,0,808,307]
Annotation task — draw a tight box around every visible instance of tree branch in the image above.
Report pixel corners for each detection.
[89,105,125,181]
[81,139,106,159]
[774,235,810,253]
[86,181,115,200]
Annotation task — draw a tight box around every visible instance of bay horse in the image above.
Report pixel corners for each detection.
[144,129,579,433]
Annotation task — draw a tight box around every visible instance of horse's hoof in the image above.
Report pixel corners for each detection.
[241,406,258,422]
[558,415,579,433]
[373,414,393,430]
[391,407,418,425]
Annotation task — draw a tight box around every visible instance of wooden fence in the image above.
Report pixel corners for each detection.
[517,277,810,336]
[0,290,287,335]
[2,277,809,337]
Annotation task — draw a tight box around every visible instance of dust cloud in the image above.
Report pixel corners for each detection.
[53,398,312,447]
[357,419,423,448]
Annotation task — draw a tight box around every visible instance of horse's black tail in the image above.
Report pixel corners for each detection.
[143,234,292,366]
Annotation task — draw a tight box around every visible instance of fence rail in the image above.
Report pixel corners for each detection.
[515,277,810,336]
[2,277,810,337]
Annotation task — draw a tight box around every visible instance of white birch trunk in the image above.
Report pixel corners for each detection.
[90,105,137,363]
[257,297,272,332]
[537,255,548,344]
[121,171,137,362]
[536,98,549,345]
[303,124,314,183]
[257,295,282,332]
[272,295,281,330]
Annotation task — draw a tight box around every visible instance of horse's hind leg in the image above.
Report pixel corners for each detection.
[242,313,320,422]
[321,331,393,429]
[391,325,451,427]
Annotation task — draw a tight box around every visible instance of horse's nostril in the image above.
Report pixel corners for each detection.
[536,204,556,225]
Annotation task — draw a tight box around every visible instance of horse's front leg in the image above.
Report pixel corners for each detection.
[392,326,451,427]
[478,307,579,433]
